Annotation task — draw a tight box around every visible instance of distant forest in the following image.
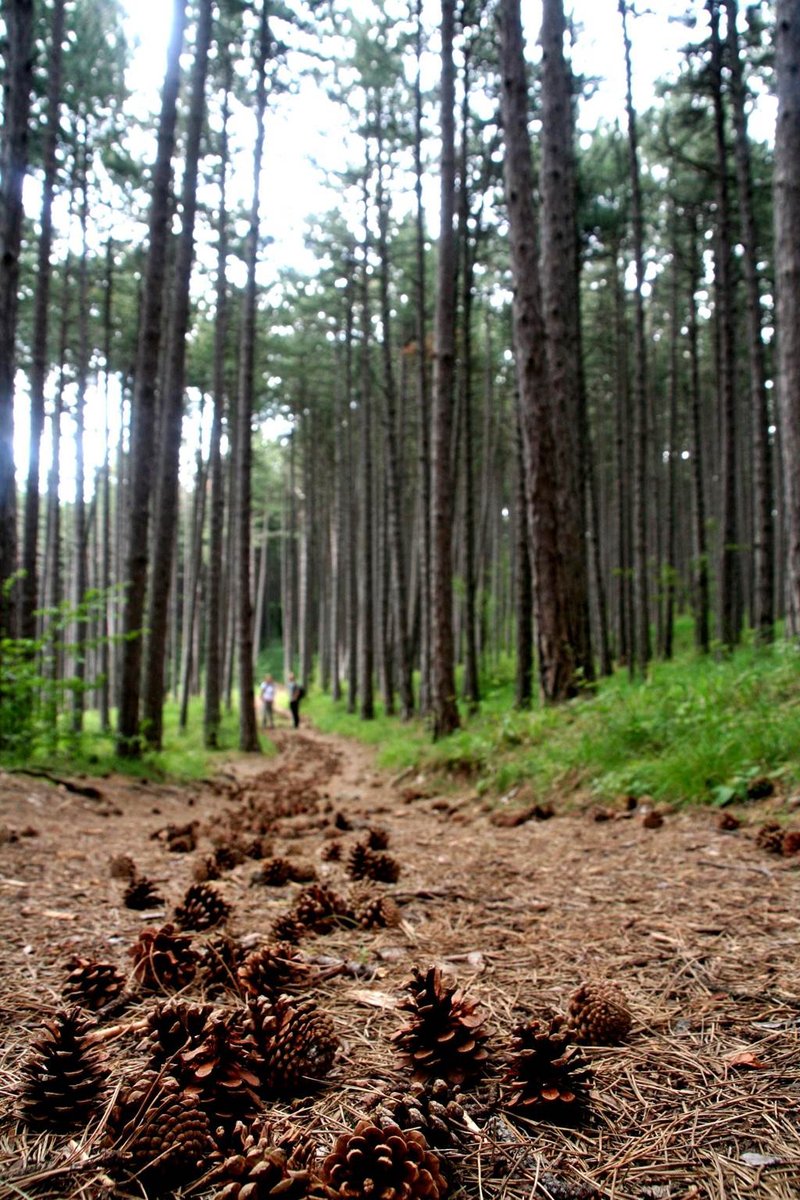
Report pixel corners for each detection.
[0,0,798,757]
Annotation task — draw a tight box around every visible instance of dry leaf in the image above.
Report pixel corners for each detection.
[41,909,78,921]
[725,1049,765,1070]
[348,988,398,1010]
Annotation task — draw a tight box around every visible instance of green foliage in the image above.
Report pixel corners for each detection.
[308,638,800,808]
[0,588,118,758]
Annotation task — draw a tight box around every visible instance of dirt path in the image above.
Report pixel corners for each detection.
[0,728,798,1199]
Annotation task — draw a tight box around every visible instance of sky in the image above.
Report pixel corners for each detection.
[14,0,778,500]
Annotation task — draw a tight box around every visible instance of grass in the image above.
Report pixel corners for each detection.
[0,696,278,784]
[306,632,800,808]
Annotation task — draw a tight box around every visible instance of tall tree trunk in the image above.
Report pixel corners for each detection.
[775,0,800,637]
[513,402,533,708]
[345,256,358,713]
[236,0,270,751]
[688,216,711,652]
[203,76,230,748]
[430,0,460,736]
[72,127,91,734]
[663,227,680,661]
[359,185,375,721]
[458,51,480,712]
[500,0,574,702]
[540,0,594,685]
[143,0,212,748]
[116,0,187,755]
[21,0,65,641]
[100,239,113,731]
[708,0,741,649]
[725,0,774,642]
[376,110,413,719]
[619,0,651,672]
[413,0,432,717]
[179,427,208,729]
[0,0,34,633]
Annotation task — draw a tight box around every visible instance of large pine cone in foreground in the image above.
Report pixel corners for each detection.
[503,1016,591,1124]
[567,981,632,1045]
[19,1006,108,1130]
[106,1069,215,1188]
[321,1117,447,1200]
[393,966,490,1084]
[129,922,198,991]
[144,1000,263,1127]
[249,994,338,1094]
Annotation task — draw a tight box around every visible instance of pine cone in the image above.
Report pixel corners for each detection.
[503,1016,591,1124]
[322,840,342,862]
[348,842,401,884]
[367,827,390,850]
[106,1069,215,1188]
[214,842,247,872]
[238,942,312,999]
[145,1000,262,1127]
[347,841,372,880]
[350,885,401,929]
[293,884,348,933]
[208,1121,316,1200]
[249,994,338,1094]
[62,956,126,1012]
[567,981,632,1045]
[129,922,198,991]
[201,933,245,994]
[175,882,232,931]
[252,857,292,887]
[19,1006,108,1130]
[756,822,785,853]
[378,1078,469,1149]
[109,853,137,880]
[782,830,800,856]
[321,1117,447,1200]
[717,812,740,831]
[124,875,164,910]
[272,913,307,944]
[393,967,490,1084]
[194,853,223,883]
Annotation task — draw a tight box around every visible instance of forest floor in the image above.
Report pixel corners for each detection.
[0,723,798,1200]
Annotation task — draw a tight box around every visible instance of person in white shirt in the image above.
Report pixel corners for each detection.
[259,675,276,729]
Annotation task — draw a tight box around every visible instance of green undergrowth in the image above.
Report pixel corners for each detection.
[1,697,276,785]
[306,637,800,808]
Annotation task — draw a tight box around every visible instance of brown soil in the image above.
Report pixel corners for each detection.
[0,727,798,1199]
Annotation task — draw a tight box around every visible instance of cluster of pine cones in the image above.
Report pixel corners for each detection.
[18,937,632,1198]
[13,779,636,1199]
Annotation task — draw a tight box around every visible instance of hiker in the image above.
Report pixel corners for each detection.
[259,674,275,729]
[287,672,303,729]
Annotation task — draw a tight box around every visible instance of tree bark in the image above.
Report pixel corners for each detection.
[358,183,375,721]
[376,108,413,719]
[0,0,34,633]
[116,0,187,755]
[775,0,800,637]
[21,0,66,641]
[143,0,213,748]
[203,77,230,748]
[618,0,651,672]
[500,0,575,703]
[725,0,774,642]
[430,0,460,737]
[236,0,270,751]
[540,0,594,685]
[708,0,741,650]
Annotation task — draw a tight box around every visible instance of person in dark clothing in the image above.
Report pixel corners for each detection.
[288,672,303,728]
